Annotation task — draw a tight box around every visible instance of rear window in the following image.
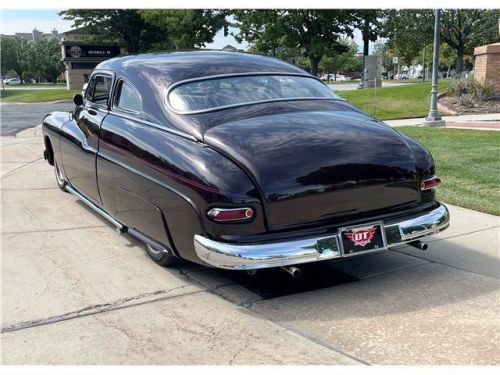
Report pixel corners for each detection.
[167,75,339,113]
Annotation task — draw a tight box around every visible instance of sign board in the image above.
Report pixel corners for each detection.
[63,44,121,59]
[392,57,399,64]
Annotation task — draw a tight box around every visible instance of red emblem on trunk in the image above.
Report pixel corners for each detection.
[345,226,377,247]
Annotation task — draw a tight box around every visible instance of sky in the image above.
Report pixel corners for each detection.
[0,9,366,52]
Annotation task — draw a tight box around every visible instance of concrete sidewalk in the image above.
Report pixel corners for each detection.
[1,127,499,365]
[385,113,500,130]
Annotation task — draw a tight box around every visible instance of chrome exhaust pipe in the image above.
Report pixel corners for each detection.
[281,266,302,278]
[409,240,428,251]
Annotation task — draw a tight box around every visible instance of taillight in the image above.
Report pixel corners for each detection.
[420,176,441,190]
[207,207,255,222]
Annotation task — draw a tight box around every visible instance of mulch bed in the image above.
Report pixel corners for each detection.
[439,96,500,115]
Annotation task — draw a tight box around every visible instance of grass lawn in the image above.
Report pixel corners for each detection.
[0,89,79,103]
[339,80,451,120]
[397,126,500,216]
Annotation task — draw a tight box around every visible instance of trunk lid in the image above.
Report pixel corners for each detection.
[204,110,420,230]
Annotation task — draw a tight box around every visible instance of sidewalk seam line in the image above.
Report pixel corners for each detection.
[425,225,500,243]
[2,157,44,177]
[2,225,109,235]
[393,249,500,280]
[1,287,205,334]
[246,305,369,365]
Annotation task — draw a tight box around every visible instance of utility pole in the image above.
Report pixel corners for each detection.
[423,9,445,127]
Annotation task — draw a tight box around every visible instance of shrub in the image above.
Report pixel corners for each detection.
[458,94,476,108]
[448,78,469,97]
[473,79,494,101]
[448,77,495,102]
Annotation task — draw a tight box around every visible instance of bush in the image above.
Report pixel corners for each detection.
[458,94,476,108]
[473,79,494,101]
[447,77,494,102]
[448,78,469,97]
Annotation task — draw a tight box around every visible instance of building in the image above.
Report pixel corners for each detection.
[61,40,121,90]
[59,27,120,90]
[3,28,62,43]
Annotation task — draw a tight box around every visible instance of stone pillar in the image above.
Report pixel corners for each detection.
[474,43,500,92]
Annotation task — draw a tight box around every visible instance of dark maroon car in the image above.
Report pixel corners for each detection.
[42,51,449,273]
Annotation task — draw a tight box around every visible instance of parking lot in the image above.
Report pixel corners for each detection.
[1,123,499,365]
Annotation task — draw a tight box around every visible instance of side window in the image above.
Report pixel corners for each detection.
[115,81,142,113]
[86,75,112,106]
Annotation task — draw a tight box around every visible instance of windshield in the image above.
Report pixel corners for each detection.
[167,75,340,113]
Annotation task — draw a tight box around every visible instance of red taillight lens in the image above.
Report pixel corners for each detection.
[207,207,254,222]
[420,176,441,190]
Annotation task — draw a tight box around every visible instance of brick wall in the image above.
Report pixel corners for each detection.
[474,43,500,92]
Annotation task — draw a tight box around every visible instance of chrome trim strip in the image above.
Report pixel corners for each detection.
[127,228,170,254]
[65,184,125,230]
[194,204,450,270]
[165,72,344,115]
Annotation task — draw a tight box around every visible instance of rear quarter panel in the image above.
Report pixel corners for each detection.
[97,114,265,263]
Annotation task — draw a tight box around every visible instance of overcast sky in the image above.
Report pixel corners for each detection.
[1,9,367,52]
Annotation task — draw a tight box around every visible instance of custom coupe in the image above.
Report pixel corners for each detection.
[42,51,450,275]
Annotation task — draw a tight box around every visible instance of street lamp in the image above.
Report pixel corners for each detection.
[423,9,446,127]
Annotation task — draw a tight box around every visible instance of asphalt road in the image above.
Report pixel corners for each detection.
[0,102,74,136]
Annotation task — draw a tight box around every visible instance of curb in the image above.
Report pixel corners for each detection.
[437,93,458,116]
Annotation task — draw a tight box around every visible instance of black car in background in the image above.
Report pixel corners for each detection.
[42,51,449,273]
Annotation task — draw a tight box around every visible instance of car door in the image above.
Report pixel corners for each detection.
[60,72,113,205]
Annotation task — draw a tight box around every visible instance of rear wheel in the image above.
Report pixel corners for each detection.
[144,243,179,267]
[54,160,68,192]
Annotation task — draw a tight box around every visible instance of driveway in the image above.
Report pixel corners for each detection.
[0,102,74,136]
[1,126,499,365]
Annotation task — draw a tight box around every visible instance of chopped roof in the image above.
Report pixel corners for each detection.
[96,51,307,87]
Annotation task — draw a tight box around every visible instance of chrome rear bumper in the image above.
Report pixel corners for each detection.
[194,204,450,270]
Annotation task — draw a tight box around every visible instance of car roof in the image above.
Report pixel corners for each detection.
[93,51,319,140]
[96,51,307,87]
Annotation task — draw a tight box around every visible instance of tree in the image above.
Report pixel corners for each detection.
[31,39,65,83]
[233,10,356,76]
[373,41,394,76]
[0,36,33,83]
[440,9,499,76]
[139,10,229,49]
[59,9,163,53]
[319,39,361,80]
[384,9,435,66]
[353,10,386,58]
[385,9,499,76]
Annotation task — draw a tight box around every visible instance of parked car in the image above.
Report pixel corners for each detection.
[3,78,21,85]
[320,74,352,81]
[42,51,449,273]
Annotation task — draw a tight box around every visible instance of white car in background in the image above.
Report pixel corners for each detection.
[320,74,352,81]
[3,78,21,85]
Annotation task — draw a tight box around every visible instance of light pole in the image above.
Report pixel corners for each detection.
[423,9,445,127]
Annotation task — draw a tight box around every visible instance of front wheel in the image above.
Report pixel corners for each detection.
[54,160,68,192]
[144,243,179,267]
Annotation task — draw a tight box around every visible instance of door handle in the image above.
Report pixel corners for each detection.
[81,138,95,152]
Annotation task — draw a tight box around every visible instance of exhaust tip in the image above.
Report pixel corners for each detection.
[281,266,302,278]
[409,240,428,251]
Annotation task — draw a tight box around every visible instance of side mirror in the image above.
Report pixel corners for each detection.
[73,93,84,107]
